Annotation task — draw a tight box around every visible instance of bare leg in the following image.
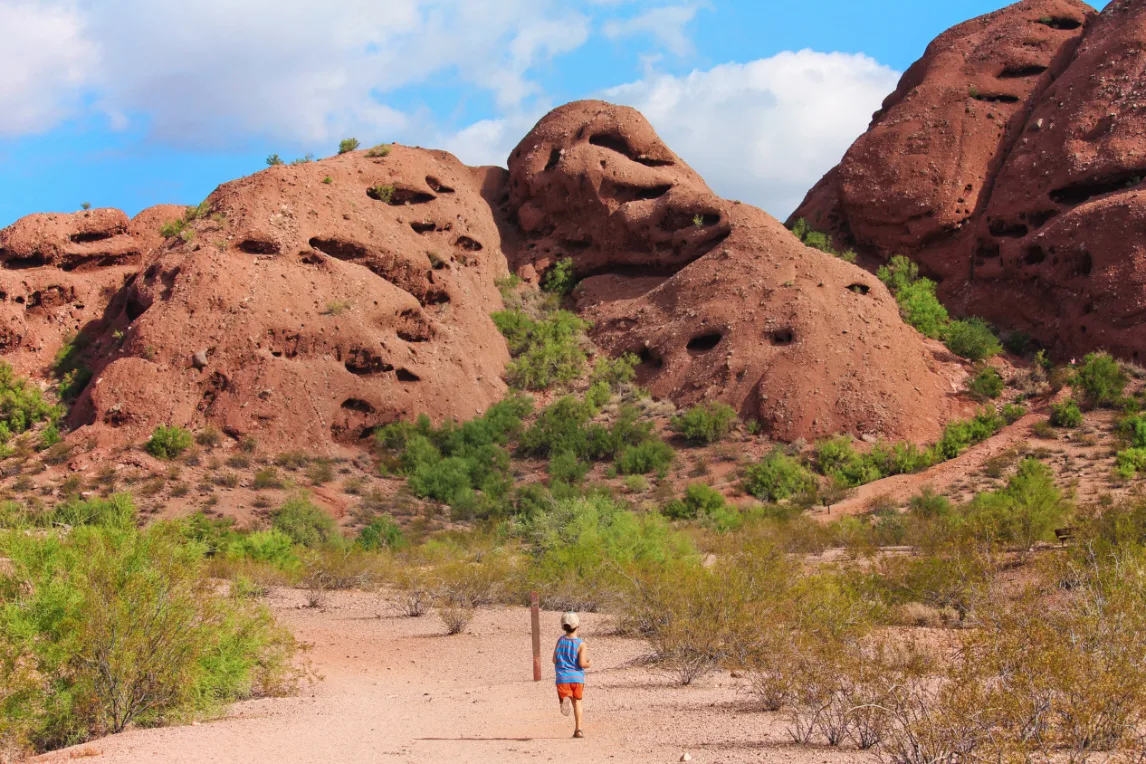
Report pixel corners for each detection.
[572,698,584,734]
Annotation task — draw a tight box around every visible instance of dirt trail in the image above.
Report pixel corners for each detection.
[38,590,870,764]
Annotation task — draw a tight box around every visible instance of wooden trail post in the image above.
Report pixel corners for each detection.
[530,590,542,681]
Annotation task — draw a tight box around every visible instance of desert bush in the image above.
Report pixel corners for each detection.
[195,427,221,448]
[670,402,737,444]
[364,143,392,158]
[306,460,334,485]
[146,425,193,460]
[814,436,885,488]
[791,218,858,262]
[548,451,590,484]
[1115,448,1146,479]
[253,467,284,489]
[966,366,1004,399]
[615,439,674,476]
[743,449,816,502]
[662,483,726,521]
[272,495,338,549]
[0,524,300,754]
[492,309,588,390]
[1074,352,1128,407]
[934,408,1004,460]
[878,256,949,339]
[357,515,404,551]
[46,493,137,530]
[542,258,576,295]
[225,529,301,571]
[390,568,434,617]
[0,364,61,443]
[337,137,359,154]
[589,353,638,390]
[1050,400,1083,428]
[964,458,1069,550]
[1001,403,1027,424]
[945,318,1002,361]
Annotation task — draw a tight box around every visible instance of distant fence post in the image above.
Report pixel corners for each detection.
[531,590,542,682]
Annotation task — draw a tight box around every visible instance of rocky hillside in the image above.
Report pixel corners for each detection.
[791,0,1146,362]
[0,104,967,454]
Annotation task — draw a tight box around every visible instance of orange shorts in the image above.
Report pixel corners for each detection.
[556,683,584,701]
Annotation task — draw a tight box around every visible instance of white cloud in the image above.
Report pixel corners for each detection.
[603,50,900,218]
[0,0,590,146]
[602,3,707,57]
[0,1,97,136]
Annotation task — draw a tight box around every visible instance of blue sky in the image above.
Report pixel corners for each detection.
[0,0,1108,228]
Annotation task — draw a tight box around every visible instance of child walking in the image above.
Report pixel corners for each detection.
[553,611,591,738]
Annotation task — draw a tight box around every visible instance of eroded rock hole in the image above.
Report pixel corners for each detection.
[1038,16,1082,30]
[3,253,48,270]
[604,181,673,204]
[847,283,871,295]
[454,236,483,251]
[345,350,394,376]
[410,221,439,234]
[238,239,280,255]
[309,237,368,261]
[771,328,796,346]
[972,93,1020,104]
[988,220,1029,238]
[396,368,421,382]
[69,231,116,244]
[389,188,436,205]
[341,398,376,413]
[1050,170,1146,206]
[588,132,674,167]
[998,64,1048,78]
[423,289,450,306]
[1025,245,1047,265]
[425,176,454,193]
[198,372,229,415]
[544,148,562,172]
[1028,209,1058,228]
[1077,251,1093,277]
[977,240,1002,259]
[686,332,723,353]
[397,309,433,343]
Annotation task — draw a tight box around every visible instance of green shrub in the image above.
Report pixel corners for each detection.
[897,280,949,339]
[589,353,638,391]
[253,468,284,490]
[1074,352,1127,407]
[790,218,857,262]
[367,184,395,204]
[1049,400,1083,428]
[663,483,726,520]
[518,396,595,458]
[356,516,404,551]
[1116,448,1146,479]
[743,449,816,502]
[377,397,531,512]
[945,317,1002,361]
[542,258,576,295]
[616,439,674,476]
[271,495,337,548]
[365,143,392,158]
[266,154,284,166]
[670,402,737,444]
[226,529,300,570]
[814,436,885,487]
[1002,403,1028,424]
[966,458,1069,548]
[145,425,193,460]
[877,256,949,339]
[549,451,590,485]
[0,525,299,753]
[47,493,137,530]
[934,408,1005,460]
[52,335,94,402]
[0,362,61,439]
[492,309,588,390]
[967,366,1004,399]
[338,137,360,154]
[908,487,952,518]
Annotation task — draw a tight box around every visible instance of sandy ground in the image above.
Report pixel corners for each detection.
[36,590,873,764]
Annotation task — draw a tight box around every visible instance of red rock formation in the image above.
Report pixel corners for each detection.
[791,0,1146,361]
[509,101,963,443]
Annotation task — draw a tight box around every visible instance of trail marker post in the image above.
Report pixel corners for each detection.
[530,590,542,681]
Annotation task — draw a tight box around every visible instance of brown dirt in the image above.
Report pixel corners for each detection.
[791,0,1146,363]
[507,101,967,443]
[34,590,874,764]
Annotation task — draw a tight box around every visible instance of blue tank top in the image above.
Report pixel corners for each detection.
[554,635,585,684]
